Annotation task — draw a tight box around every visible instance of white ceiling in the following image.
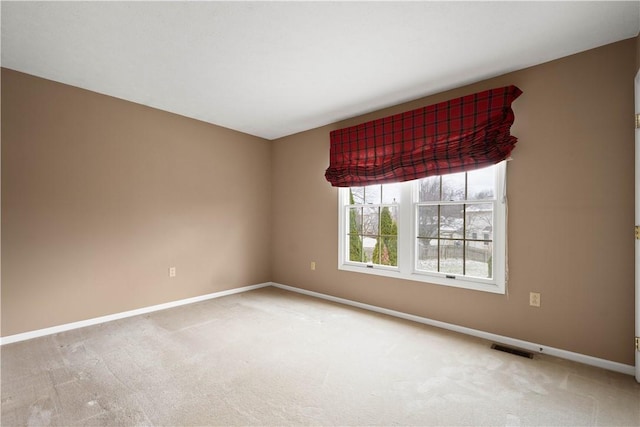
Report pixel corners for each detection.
[2,1,639,140]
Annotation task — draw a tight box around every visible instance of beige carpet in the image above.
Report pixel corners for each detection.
[1,286,639,426]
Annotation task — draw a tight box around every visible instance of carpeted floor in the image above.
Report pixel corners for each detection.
[1,286,639,426]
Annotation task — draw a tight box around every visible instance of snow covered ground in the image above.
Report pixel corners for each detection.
[418,258,490,278]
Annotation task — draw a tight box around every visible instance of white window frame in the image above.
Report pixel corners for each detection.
[338,162,507,294]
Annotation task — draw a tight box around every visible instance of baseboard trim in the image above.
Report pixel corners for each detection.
[3,281,635,376]
[0,282,272,345]
[270,282,635,377]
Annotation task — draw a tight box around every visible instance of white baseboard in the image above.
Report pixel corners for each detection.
[270,282,636,377]
[3,280,635,377]
[0,282,271,345]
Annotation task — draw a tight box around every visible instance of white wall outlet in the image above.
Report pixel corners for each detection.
[310,261,316,271]
[169,267,176,277]
[529,292,541,307]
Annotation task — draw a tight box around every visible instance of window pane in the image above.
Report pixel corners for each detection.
[364,185,381,204]
[417,176,440,202]
[348,207,363,234]
[381,182,401,204]
[380,207,398,233]
[350,187,365,204]
[369,237,380,264]
[375,237,397,266]
[467,166,495,200]
[439,241,464,275]
[440,204,464,239]
[348,234,364,262]
[466,242,492,279]
[465,203,493,240]
[362,236,376,263]
[416,238,438,272]
[363,206,379,235]
[441,172,465,201]
[417,205,438,238]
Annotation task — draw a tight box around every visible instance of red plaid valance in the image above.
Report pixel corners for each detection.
[325,85,522,187]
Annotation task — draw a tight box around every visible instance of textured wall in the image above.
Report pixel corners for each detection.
[1,69,272,336]
[271,39,636,365]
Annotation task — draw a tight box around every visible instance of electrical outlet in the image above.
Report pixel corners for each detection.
[529,292,540,307]
[169,267,176,277]
[310,261,316,271]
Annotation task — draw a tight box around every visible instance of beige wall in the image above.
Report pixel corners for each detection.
[637,33,640,73]
[1,69,272,336]
[271,38,637,365]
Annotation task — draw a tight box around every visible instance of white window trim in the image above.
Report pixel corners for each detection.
[337,162,507,294]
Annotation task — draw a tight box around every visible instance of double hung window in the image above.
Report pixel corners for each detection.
[339,162,506,294]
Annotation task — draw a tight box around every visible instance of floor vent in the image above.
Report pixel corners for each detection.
[491,344,534,359]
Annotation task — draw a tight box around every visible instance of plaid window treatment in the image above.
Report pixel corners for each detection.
[325,85,522,187]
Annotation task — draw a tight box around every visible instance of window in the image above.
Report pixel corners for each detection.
[346,183,401,267]
[338,162,507,294]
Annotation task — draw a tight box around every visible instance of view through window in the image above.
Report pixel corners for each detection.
[339,162,506,293]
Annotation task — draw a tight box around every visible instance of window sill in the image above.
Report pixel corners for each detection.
[338,263,505,294]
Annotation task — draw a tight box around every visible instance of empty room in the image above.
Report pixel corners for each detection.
[2,1,640,426]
